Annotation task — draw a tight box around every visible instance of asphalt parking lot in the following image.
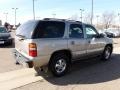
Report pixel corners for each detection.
[0,33,120,90]
[113,38,120,47]
[14,48,120,90]
[0,45,22,73]
[0,31,22,73]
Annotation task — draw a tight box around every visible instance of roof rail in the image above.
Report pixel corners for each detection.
[43,18,52,20]
[43,18,66,21]
[67,19,82,23]
[43,18,82,23]
[76,21,82,23]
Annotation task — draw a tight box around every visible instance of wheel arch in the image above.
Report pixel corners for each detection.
[105,44,113,52]
[49,49,72,64]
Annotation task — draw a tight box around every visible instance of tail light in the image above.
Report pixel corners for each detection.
[29,43,37,57]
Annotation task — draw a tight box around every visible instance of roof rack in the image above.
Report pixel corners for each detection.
[43,18,66,21]
[67,19,82,23]
[43,18,82,23]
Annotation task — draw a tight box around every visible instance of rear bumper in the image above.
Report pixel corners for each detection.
[12,49,51,68]
[13,49,33,68]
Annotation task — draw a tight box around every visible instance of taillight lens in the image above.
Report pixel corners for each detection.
[29,43,37,57]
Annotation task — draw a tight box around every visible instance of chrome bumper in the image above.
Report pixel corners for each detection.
[12,49,33,68]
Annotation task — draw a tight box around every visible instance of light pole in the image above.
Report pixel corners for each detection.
[91,0,94,25]
[33,0,35,20]
[118,13,120,30]
[12,8,18,27]
[4,13,8,22]
[96,15,99,27]
[52,13,56,18]
[80,9,84,22]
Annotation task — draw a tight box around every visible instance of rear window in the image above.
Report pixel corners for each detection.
[16,20,38,39]
[33,21,65,38]
[0,27,7,33]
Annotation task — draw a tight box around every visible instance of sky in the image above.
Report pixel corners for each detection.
[0,0,120,25]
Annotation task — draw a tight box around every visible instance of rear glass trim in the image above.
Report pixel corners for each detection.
[16,20,39,39]
[32,21,65,39]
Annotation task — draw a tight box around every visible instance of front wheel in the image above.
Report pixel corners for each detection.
[49,53,70,77]
[101,46,112,61]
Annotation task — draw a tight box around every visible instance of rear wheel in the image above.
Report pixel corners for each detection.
[101,46,112,61]
[49,53,70,77]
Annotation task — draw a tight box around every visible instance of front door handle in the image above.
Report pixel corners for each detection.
[88,40,91,43]
[71,41,75,45]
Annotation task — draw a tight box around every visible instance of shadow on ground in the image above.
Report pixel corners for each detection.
[39,53,120,85]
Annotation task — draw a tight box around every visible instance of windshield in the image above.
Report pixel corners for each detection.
[0,27,7,33]
[16,20,38,39]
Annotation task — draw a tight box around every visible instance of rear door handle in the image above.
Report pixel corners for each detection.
[71,41,75,45]
[18,38,24,41]
[88,40,91,43]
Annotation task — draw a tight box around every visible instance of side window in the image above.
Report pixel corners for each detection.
[34,21,65,38]
[69,24,84,38]
[85,25,98,38]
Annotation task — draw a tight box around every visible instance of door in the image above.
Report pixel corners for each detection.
[85,25,105,56]
[68,23,87,60]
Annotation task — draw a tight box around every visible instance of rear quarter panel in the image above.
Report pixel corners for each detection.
[15,36,33,60]
[32,38,68,56]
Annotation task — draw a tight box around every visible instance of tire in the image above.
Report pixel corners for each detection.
[49,53,70,77]
[101,46,112,61]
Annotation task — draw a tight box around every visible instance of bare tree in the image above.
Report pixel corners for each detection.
[102,11,115,29]
[84,13,92,24]
[69,14,79,21]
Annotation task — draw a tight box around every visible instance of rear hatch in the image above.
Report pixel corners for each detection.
[15,20,38,57]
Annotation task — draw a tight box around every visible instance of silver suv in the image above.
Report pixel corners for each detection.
[13,18,113,77]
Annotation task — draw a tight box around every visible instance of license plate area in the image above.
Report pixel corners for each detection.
[15,52,29,67]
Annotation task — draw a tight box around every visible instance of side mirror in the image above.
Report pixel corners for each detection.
[97,33,105,38]
[100,33,106,37]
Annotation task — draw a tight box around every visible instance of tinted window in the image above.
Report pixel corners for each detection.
[85,25,98,38]
[69,24,84,38]
[0,27,7,33]
[34,21,65,38]
[16,21,38,39]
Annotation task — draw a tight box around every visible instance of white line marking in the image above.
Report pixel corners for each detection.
[0,68,43,90]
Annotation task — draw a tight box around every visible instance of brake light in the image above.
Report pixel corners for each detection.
[29,43,37,57]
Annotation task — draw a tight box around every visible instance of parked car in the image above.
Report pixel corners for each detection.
[104,32,115,38]
[98,29,118,38]
[0,27,13,45]
[13,18,113,77]
[98,30,107,37]
[105,29,120,37]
